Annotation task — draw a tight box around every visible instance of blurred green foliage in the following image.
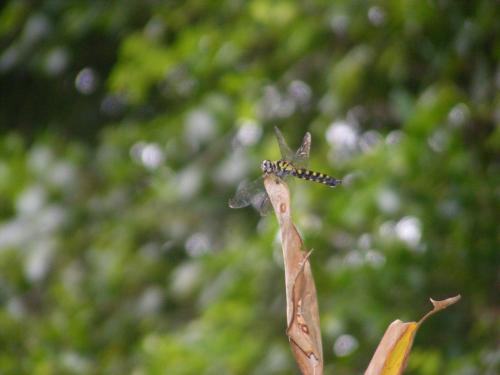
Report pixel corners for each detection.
[0,1,498,374]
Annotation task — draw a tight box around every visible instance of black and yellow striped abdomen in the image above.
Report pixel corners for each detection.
[292,167,341,187]
[269,159,342,187]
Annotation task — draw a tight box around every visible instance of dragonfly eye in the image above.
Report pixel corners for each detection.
[261,160,272,173]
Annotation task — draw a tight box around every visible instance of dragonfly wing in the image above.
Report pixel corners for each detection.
[228,178,264,209]
[292,131,311,168]
[252,190,272,216]
[274,126,295,161]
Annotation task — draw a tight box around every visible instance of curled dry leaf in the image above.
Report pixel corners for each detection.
[264,175,323,375]
[365,295,461,375]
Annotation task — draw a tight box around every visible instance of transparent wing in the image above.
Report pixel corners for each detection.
[274,126,295,161]
[229,177,272,215]
[253,191,272,216]
[228,177,265,209]
[274,127,310,168]
[292,131,311,168]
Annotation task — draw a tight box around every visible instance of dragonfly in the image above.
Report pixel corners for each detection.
[229,127,342,215]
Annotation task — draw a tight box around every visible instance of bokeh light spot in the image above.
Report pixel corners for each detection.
[448,103,470,128]
[333,334,359,357]
[326,121,358,149]
[75,67,98,95]
[185,232,211,257]
[44,47,69,76]
[236,119,262,146]
[368,6,386,27]
[395,216,422,249]
[377,189,400,214]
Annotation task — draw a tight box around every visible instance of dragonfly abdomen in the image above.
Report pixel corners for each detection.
[293,168,341,187]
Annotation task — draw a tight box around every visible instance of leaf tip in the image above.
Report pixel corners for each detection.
[429,294,461,309]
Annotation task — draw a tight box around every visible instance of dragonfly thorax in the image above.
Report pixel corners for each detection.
[262,159,295,178]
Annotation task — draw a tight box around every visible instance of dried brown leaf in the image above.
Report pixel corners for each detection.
[264,175,323,375]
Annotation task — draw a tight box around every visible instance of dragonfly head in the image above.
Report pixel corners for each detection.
[261,160,274,174]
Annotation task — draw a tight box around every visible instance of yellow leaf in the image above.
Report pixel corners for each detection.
[365,295,460,375]
[382,322,417,374]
